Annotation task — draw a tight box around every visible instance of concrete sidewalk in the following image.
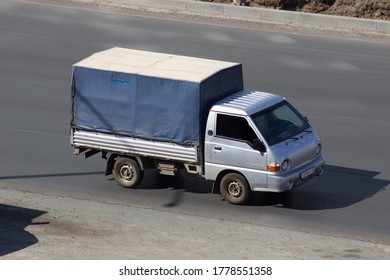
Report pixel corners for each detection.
[2,187,390,259]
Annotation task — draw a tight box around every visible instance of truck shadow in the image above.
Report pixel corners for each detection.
[0,204,48,257]
[139,170,212,194]
[136,170,213,207]
[0,171,104,180]
[250,165,389,210]
[137,165,389,210]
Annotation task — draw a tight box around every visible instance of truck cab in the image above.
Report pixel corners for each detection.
[204,90,325,204]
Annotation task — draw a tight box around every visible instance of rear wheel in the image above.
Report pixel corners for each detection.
[220,173,250,205]
[113,157,143,188]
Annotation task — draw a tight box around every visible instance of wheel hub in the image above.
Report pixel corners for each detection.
[120,164,134,181]
[227,181,242,198]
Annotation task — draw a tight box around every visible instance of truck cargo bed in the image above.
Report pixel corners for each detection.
[71,47,243,147]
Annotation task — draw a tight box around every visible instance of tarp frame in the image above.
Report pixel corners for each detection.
[71,48,244,147]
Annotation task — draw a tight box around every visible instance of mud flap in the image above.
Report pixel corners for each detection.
[105,154,117,176]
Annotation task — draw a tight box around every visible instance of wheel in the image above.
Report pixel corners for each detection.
[113,157,143,188]
[220,173,250,205]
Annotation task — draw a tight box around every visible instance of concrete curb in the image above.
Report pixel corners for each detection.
[102,0,390,34]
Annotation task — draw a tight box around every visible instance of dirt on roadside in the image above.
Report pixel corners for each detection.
[212,0,390,20]
[2,187,390,260]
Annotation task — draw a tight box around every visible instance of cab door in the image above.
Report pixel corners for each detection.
[204,113,268,190]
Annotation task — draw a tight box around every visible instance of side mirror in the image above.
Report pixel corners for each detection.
[253,139,266,153]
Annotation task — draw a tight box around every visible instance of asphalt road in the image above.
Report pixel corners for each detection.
[1,0,390,249]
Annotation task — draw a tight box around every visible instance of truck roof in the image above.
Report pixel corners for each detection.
[211,90,285,116]
[73,47,240,83]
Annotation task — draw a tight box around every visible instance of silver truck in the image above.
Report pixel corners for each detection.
[71,48,324,204]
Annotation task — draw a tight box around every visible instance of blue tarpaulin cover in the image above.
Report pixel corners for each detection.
[71,48,243,146]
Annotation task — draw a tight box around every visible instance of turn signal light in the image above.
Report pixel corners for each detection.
[267,162,280,172]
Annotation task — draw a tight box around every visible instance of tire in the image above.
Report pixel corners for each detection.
[113,157,143,188]
[220,173,250,205]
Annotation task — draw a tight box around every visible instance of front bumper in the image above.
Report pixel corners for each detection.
[267,155,325,192]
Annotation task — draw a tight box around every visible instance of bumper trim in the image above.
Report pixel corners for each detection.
[266,155,325,192]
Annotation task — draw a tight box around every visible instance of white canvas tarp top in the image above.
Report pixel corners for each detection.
[73,47,240,83]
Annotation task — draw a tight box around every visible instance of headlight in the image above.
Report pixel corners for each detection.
[282,160,290,171]
[316,143,322,155]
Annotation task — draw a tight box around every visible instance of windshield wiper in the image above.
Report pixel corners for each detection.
[303,129,313,134]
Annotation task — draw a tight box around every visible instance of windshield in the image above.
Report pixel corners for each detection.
[251,100,310,146]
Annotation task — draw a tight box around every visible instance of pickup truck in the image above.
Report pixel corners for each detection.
[71,47,325,204]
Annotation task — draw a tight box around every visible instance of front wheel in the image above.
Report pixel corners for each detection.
[113,157,143,188]
[220,173,250,205]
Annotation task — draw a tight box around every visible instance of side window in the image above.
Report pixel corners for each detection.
[216,114,258,144]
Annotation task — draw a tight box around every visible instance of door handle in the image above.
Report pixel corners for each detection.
[214,146,222,151]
